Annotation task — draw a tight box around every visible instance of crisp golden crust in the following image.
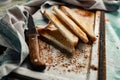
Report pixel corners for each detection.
[37,23,76,54]
[53,6,89,43]
[44,10,79,46]
[61,6,96,41]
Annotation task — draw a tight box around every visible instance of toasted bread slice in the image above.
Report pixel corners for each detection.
[44,10,78,46]
[37,23,76,54]
[53,6,89,43]
[61,6,96,41]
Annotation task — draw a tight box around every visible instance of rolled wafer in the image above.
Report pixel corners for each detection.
[53,6,89,43]
[61,6,96,41]
[44,10,79,47]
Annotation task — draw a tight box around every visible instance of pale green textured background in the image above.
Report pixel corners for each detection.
[106,9,120,80]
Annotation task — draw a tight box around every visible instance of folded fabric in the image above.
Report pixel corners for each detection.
[0,5,29,78]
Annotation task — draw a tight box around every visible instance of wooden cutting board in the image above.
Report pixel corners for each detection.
[36,9,106,80]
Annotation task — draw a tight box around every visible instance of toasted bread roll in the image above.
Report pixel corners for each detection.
[44,10,79,46]
[61,6,96,41]
[37,23,76,54]
[53,6,89,43]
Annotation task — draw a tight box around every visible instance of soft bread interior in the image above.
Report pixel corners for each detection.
[37,23,77,54]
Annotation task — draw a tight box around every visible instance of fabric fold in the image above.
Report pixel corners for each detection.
[0,5,29,78]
